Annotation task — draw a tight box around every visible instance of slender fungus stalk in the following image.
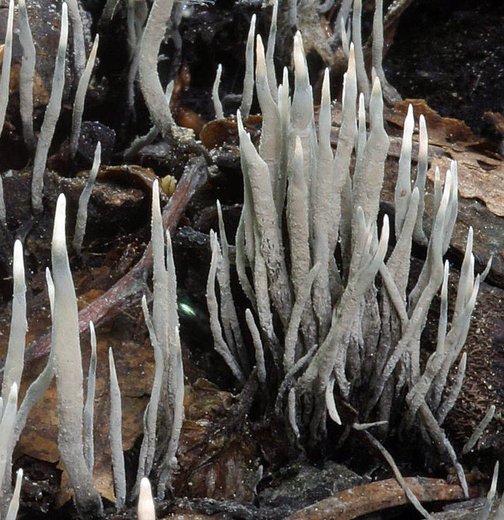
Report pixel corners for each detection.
[32,3,69,213]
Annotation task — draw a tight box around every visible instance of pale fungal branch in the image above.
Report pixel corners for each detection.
[137,181,185,500]
[83,322,97,474]
[1,241,27,402]
[212,64,224,119]
[5,468,22,520]
[435,352,467,426]
[479,462,499,520]
[237,113,292,327]
[395,104,414,237]
[71,35,100,159]
[371,0,401,104]
[32,3,69,213]
[0,383,17,500]
[495,471,504,518]
[364,431,433,520]
[216,201,249,373]
[413,115,429,244]
[352,0,370,104]
[207,230,246,384]
[66,0,87,76]
[245,309,266,385]
[138,0,175,137]
[51,194,103,516]
[240,15,256,119]
[135,295,164,493]
[109,348,126,511]
[265,0,278,100]
[126,0,149,112]
[18,0,36,151]
[462,405,496,455]
[73,142,102,255]
[334,0,352,49]
[340,16,350,56]
[0,0,14,140]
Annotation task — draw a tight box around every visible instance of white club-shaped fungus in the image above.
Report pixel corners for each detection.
[51,194,103,517]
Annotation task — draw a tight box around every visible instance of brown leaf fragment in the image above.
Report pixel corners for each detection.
[430,154,504,217]
[200,116,262,149]
[390,99,477,145]
[286,477,480,520]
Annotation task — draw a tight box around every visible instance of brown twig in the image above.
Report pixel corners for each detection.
[286,477,480,520]
[23,156,208,363]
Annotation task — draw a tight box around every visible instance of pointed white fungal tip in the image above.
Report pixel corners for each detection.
[321,68,330,106]
[60,2,68,39]
[371,75,382,97]
[467,226,473,249]
[325,379,342,425]
[249,14,256,35]
[347,43,356,77]
[381,214,389,244]
[89,320,96,349]
[369,77,383,127]
[358,92,365,119]
[437,171,452,219]
[152,179,161,221]
[237,110,244,136]
[340,17,349,55]
[293,32,307,83]
[450,159,458,175]
[282,66,289,88]
[255,35,266,76]
[138,477,156,520]
[53,194,67,252]
[13,239,24,284]
[405,104,414,130]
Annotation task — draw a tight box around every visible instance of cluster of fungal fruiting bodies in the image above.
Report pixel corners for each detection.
[0,0,497,518]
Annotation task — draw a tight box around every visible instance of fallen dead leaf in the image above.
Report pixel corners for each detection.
[430,153,504,217]
[390,99,477,145]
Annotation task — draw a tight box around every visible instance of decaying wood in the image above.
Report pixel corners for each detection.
[23,156,208,363]
[286,477,480,520]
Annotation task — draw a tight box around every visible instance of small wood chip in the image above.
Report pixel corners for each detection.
[286,477,479,520]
